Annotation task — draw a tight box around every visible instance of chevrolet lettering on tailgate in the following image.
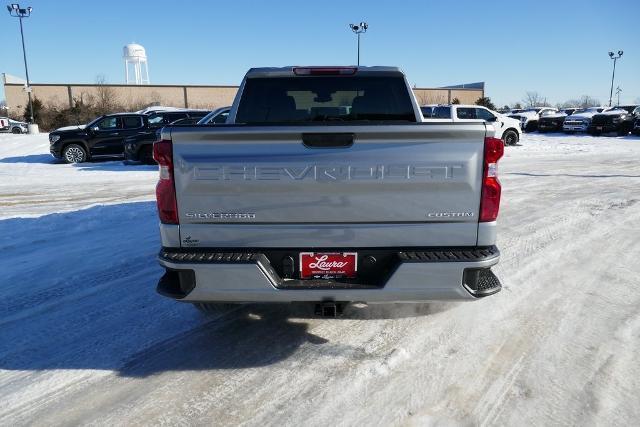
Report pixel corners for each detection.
[193,164,465,181]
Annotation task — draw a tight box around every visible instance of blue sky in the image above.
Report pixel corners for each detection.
[2,0,639,107]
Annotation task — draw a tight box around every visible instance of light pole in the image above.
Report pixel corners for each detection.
[607,50,623,107]
[349,21,368,66]
[6,3,34,124]
[615,86,622,106]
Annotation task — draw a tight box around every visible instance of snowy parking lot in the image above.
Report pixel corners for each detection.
[1,132,639,425]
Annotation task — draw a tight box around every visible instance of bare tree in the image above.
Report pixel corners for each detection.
[94,74,118,114]
[560,99,580,108]
[523,91,544,108]
[579,95,600,108]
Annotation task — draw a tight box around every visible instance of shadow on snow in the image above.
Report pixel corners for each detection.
[0,202,449,377]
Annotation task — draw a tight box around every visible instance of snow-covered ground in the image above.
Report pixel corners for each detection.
[1,131,639,426]
[0,134,157,219]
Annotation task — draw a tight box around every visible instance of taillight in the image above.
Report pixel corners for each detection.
[153,139,178,224]
[479,137,504,222]
[292,67,357,76]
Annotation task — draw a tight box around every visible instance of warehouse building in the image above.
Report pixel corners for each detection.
[2,73,484,117]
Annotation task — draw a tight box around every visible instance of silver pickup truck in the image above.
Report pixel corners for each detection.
[153,66,504,315]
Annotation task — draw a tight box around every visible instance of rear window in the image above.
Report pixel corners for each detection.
[122,116,143,128]
[432,106,451,119]
[456,108,477,119]
[164,113,188,123]
[235,76,416,124]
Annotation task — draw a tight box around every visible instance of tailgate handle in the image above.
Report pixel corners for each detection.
[302,133,354,148]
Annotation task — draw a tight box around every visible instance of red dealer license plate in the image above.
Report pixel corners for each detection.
[299,252,358,279]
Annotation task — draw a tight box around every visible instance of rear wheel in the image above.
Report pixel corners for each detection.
[62,144,88,163]
[11,127,21,134]
[192,302,238,315]
[502,129,519,146]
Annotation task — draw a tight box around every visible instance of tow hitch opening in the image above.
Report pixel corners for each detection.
[314,302,346,317]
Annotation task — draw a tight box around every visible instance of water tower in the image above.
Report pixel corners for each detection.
[123,43,150,85]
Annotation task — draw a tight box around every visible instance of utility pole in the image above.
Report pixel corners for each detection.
[607,50,623,107]
[6,3,34,124]
[349,22,368,66]
[615,86,622,106]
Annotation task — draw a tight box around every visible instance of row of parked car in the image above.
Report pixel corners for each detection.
[48,103,523,164]
[48,106,230,163]
[45,100,640,164]
[505,105,640,136]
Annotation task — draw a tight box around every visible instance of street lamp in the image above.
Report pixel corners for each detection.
[349,21,368,66]
[607,50,623,107]
[6,3,34,124]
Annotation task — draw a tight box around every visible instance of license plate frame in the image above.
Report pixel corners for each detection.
[299,252,358,279]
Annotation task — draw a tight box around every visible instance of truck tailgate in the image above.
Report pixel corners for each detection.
[170,123,488,247]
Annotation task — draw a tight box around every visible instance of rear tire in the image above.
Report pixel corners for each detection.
[11,127,21,134]
[62,143,88,163]
[502,129,519,146]
[192,302,238,315]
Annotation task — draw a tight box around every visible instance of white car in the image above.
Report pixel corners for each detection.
[422,104,522,145]
[562,107,605,133]
[508,107,558,132]
[0,117,28,134]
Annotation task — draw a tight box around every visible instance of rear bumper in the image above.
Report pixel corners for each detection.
[157,246,501,303]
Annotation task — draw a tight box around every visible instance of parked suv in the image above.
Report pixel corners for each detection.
[423,104,521,145]
[587,105,638,136]
[123,110,209,163]
[50,113,151,163]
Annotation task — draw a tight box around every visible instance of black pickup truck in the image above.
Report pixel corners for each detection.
[587,105,639,136]
[49,110,208,163]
